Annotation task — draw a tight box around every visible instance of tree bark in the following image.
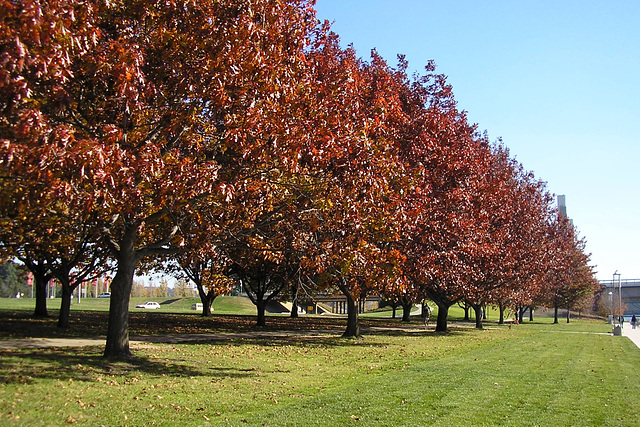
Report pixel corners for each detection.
[498,301,505,324]
[339,281,360,338]
[401,301,412,322]
[529,306,534,322]
[472,304,483,329]
[33,273,49,318]
[290,282,299,318]
[553,304,559,324]
[426,290,454,333]
[517,306,526,324]
[203,294,215,317]
[57,281,73,328]
[196,285,216,317]
[104,245,138,359]
[290,302,299,318]
[256,300,267,327]
[462,303,470,321]
[566,309,570,323]
[435,301,449,332]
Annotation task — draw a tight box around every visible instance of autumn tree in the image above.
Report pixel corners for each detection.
[0,178,49,315]
[489,163,554,325]
[392,60,488,333]
[0,159,111,327]
[291,38,409,337]
[543,215,598,323]
[460,143,554,329]
[1,0,321,358]
[172,249,234,316]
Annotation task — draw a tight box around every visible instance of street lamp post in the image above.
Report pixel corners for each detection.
[618,273,623,322]
[608,291,613,323]
[613,270,621,324]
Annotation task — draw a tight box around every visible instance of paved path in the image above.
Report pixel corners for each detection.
[621,325,640,349]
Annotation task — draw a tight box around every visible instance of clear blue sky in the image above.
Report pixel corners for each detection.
[314,0,640,281]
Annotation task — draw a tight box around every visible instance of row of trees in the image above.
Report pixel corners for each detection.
[0,0,598,358]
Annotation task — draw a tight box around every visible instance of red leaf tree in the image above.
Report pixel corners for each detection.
[394,63,487,332]
[1,0,320,358]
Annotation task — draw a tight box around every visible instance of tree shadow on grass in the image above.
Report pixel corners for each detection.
[0,346,253,385]
[0,333,395,386]
[0,320,485,388]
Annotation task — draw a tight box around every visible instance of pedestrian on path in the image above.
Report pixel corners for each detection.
[632,315,637,330]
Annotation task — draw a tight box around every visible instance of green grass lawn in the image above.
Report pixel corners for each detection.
[0,295,258,316]
[0,295,483,323]
[0,305,638,426]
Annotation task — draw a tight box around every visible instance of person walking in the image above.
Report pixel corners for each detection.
[632,315,637,330]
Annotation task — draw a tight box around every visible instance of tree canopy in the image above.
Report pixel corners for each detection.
[1,0,599,355]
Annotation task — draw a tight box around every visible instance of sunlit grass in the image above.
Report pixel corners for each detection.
[0,295,258,315]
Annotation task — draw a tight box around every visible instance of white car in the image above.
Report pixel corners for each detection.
[97,292,111,298]
[135,302,161,309]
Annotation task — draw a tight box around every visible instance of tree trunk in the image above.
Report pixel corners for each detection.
[433,300,451,332]
[471,303,483,329]
[529,306,534,322]
[203,294,216,317]
[401,301,412,322]
[498,301,505,324]
[462,303,470,321]
[290,282,299,318]
[57,281,74,328]
[391,305,397,319]
[33,274,49,318]
[339,282,360,338]
[104,252,137,359]
[566,309,570,323]
[256,300,267,327]
[435,303,449,332]
[196,285,215,317]
[553,304,559,324]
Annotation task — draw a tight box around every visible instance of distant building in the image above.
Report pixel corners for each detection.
[601,279,640,316]
[557,194,567,217]
[557,194,573,226]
